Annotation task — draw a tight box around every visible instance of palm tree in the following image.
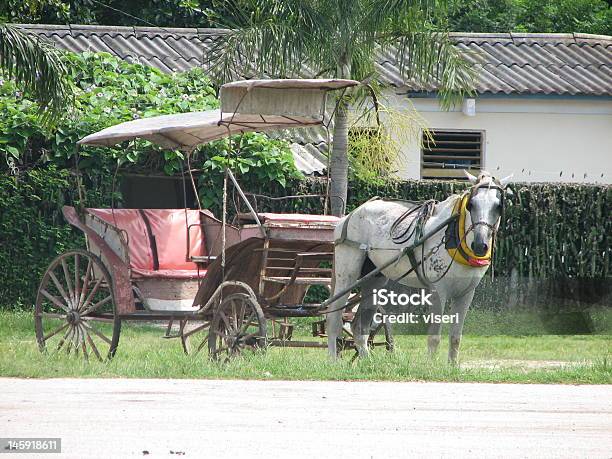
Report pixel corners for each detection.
[205,0,473,216]
[0,23,71,123]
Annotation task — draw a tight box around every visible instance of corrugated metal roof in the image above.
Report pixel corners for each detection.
[16,25,612,173]
[18,25,612,97]
[376,33,612,96]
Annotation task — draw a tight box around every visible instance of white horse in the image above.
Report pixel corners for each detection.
[327,171,512,362]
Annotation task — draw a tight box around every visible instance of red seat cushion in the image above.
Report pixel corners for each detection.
[141,209,206,271]
[87,209,154,271]
[87,208,209,279]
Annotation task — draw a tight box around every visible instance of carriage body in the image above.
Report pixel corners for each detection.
[59,206,338,318]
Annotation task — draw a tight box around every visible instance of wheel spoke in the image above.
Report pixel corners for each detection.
[238,301,246,324]
[81,321,112,345]
[195,336,209,353]
[77,259,93,310]
[214,345,230,355]
[64,327,76,355]
[39,312,66,319]
[72,324,82,355]
[56,326,73,352]
[61,258,75,306]
[40,289,70,313]
[211,329,232,340]
[219,311,233,332]
[230,300,238,330]
[239,311,256,335]
[86,333,103,361]
[241,331,261,342]
[48,271,72,309]
[78,324,89,362]
[182,324,208,339]
[42,322,69,342]
[81,295,112,316]
[74,253,80,306]
[79,276,103,313]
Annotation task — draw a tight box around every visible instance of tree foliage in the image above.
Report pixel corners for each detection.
[0,0,215,28]
[446,0,611,35]
[0,50,218,174]
[3,0,609,35]
[1,50,298,178]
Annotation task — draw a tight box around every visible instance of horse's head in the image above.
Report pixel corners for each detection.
[462,170,513,257]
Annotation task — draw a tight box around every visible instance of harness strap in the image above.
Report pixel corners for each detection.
[404,247,428,285]
[336,196,380,246]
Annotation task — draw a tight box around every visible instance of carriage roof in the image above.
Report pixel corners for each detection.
[78,78,359,149]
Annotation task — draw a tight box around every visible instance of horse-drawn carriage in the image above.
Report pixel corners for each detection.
[34,79,393,361]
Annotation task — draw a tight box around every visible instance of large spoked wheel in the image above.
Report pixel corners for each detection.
[34,249,121,361]
[208,293,267,361]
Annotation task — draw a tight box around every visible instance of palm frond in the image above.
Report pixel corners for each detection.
[0,23,72,124]
[206,0,331,84]
[384,30,474,108]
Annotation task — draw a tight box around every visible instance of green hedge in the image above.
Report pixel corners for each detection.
[246,179,611,280]
[0,167,112,307]
[0,168,609,309]
[246,178,611,311]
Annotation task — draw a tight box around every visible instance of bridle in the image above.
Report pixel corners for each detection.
[419,177,509,285]
[464,178,507,240]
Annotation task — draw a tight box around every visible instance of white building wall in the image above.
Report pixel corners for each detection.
[388,93,612,184]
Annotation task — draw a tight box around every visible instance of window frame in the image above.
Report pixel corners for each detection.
[420,128,486,180]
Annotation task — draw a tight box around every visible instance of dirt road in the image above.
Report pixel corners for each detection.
[1,378,610,458]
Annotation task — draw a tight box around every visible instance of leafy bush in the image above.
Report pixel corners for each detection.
[196,134,303,211]
[0,166,115,307]
[0,51,219,174]
[0,50,302,184]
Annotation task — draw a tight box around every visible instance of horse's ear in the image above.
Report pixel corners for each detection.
[499,174,514,188]
[463,169,478,184]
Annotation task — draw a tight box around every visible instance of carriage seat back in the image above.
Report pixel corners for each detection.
[86,208,207,278]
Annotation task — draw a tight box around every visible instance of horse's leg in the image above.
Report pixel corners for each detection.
[327,244,366,360]
[352,275,387,357]
[427,290,446,356]
[447,288,475,364]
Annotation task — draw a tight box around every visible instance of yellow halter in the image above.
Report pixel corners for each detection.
[446,194,492,267]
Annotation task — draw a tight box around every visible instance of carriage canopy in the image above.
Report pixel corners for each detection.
[78,78,359,150]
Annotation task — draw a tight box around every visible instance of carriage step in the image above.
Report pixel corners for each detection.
[263,276,332,285]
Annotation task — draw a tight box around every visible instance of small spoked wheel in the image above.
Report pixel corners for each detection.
[34,250,121,361]
[208,293,267,361]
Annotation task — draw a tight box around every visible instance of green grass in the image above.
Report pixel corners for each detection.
[1,310,610,384]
